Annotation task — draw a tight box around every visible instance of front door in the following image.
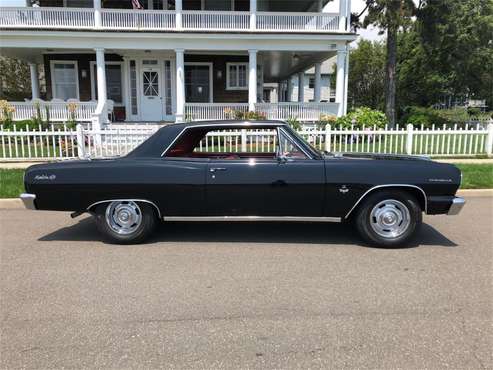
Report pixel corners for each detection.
[205,128,325,216]
[141,67,163,121]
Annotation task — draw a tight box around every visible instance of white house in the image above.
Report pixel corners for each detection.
[0,0,356,127]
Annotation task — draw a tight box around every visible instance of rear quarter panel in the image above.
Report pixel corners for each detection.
[25,158,207,216]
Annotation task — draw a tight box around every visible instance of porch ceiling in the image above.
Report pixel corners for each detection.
[260,50,336,82]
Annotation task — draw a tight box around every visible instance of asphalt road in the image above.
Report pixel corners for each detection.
[1,196,492,369]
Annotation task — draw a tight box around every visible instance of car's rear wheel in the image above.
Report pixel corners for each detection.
[94,201,157,244]
[354,190,422,247]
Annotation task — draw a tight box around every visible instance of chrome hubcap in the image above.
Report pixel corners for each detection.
[105,201,142,235]
[370,199,411,239]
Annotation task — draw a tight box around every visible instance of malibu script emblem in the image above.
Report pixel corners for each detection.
[34,174,56,181]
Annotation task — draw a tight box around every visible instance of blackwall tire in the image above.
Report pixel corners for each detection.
[355,190,422,248]
[94,201,157,244]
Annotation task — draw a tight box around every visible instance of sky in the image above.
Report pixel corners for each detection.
[0,0,385,41]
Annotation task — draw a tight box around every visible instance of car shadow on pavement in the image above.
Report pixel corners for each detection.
[39,216,458,248]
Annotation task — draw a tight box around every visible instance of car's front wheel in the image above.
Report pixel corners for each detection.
[94,201,157,244]
[354,190,422,247]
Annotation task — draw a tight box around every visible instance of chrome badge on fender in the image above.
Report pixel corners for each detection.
[34,174,56,181]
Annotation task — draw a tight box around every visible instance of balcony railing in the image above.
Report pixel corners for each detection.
[0,7,344,33]
[182,11,250,31]
[101,9,175,30]
[257,12,339,32]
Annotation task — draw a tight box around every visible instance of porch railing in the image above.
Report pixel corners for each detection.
[256,12,339,32]
[185,103,250,121]
[182,11,249,31]
[101,9,175,30]
[255,102,339,121]
[0,7,95,29]
[1,123,492,161]
[0,7,345,33]
[8,101,97,122]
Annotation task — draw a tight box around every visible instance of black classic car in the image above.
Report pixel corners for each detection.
[21,120,464,246]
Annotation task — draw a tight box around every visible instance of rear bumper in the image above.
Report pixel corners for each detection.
[447,197,465,215]
[20,193,36,210]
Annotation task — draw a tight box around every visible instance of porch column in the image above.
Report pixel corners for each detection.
[94,48,107,130]
[175,48,185,122]
[286,77,293,102]
[314,62,322,102]
[335,46,348,116]
[344,45,350,114]
[176,0,182,29]
[250,0,256,30]
[248,49,257,112]
[93,0,102,28]
[339,0,348,32]
[28,63,39,100]
[297,71,304,103]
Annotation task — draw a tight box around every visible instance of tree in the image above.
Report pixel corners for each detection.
[415,0,493,108]
[0,57,31,101]
[362,0,417,126]
[348,40,386,110]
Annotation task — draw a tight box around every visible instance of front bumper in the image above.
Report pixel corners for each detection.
[20,193,36,210]
[447,197,465,215]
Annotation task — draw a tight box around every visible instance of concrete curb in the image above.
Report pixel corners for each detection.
[457,189,493,197]
[1,189,492,209]
[0,199,23,209]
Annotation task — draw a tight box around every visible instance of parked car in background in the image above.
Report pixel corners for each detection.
[21,120,465,246]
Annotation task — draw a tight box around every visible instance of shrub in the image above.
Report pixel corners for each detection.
[334,107,388,129]
[286,116,301,130]
[0,100,15,127]
[232,110,266,120]
[316,114,337,129]
[400,106,493,128]
[467,107,481,116]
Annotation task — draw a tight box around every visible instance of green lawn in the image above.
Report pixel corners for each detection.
[0,169,25,198]
[0,164,492,199]
[455,164,493,189]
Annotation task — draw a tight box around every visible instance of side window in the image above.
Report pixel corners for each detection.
[194,129,277,155]
[165,127,278,159]
[278,129,309,159]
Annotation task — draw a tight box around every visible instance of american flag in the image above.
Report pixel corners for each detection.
[132,0,144,9]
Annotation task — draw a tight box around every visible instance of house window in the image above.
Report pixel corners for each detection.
[91,62,123,104]
[226,63,248,90]
[309,77,315,89]
[51,61,79,100]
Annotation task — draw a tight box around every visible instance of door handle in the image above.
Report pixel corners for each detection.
[210,167,227,173]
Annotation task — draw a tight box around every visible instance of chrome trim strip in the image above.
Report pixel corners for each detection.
[163,216,341,222]
[20,193,36,210]
[160,121,285,157]
[87,199,161,218]
[447,197,465,215]
[344,184,428,219]
[278,127,313,160]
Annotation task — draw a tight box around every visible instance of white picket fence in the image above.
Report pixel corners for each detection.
[1,123,492,161]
